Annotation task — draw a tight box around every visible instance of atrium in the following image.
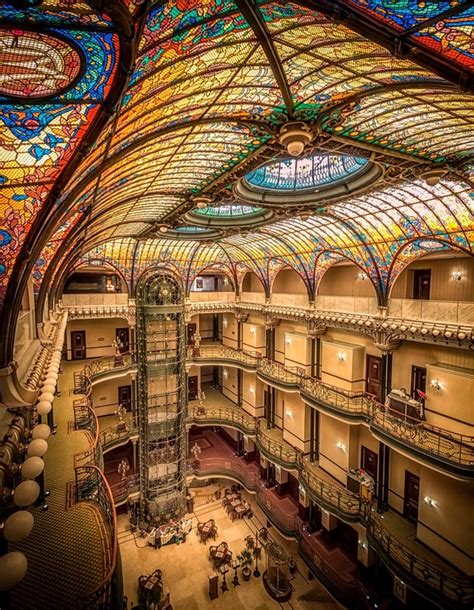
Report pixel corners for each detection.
[0,1,473,609]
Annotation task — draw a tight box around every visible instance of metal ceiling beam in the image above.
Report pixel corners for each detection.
[235,0,295,115]
[401,2,474,37]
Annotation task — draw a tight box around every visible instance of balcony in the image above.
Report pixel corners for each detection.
[300,458,368,523]
[190,343,262,371]
[256,419,299,469]
[257,358,302,390]
[370,407,474,479]
[99,415,138,454]
[75,464,120,608]
[368,513,474,610]
[109,473,140,506]
[300,376,372,421]
[187,391,256,436]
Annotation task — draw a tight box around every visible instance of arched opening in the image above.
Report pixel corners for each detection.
[316,262,378,314]
[241,271,266,304]
[271,267,309,307]
[63,263,128,296]
[389,252,473,302]
[189,271,235,300]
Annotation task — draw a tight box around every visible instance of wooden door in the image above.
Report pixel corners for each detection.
[187,323,197,346]
[366,355,382,400]
[361,446,378,483]
[411,365,426,401]
[115,327,129,353]
[413,269,431,300]
[71,331,86,360]
[403,471,420,522]
[188,375,198,400]
[118,385,132,411]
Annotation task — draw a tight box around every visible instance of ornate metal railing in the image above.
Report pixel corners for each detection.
[190,456,259,491]
[83,353,135,380]
[99,416,138,454]
[255,477,299,535]
[256,419,299,468]
[258,358,303,385]
[109,474,140,505]
[367,515,474,609]
[371,407,474,468]
[301,376,373,417]
[75,465,118,609]
[299,458,368,523]
[190,344,262,367]
[187,403,256,435]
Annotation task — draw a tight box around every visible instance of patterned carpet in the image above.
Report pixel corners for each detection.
[10,361,108,610]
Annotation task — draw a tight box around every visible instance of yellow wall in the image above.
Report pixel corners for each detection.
[242,371,264,417]
[222,366,238,403]
[321,339,366,392]
[242,321,265,353]
[272,269,307,294]
[222,313,238,349]
[92,376,133,416]
[425,363,473,432]
[319,413,352,484]
[281,391,310,452]
[242,272,265,292]
[284,331,311,372]
[275,320,307,364]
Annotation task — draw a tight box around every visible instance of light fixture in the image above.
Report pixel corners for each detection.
[285,409,293,418]
[278,122,313,157]
[423,168,446,186]
[2,511,34,542]
[451,271,462,281]
[336,442,347,452]
[424,496,437,508]
[249,387,255,394]
[0,552,28,592]
[191,194,213,209]
[358,272,368,281]
[158,225,168,234]
[431,379,442,391]
[337,351,346,362]
[285,336,292,345]
[249,326,256,335]
[223,318,228,327]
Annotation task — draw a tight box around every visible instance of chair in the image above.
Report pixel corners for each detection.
[222,497,231,508]
[210,525,218,540]
[229,510,238,521]
[209,546,217,561]
[225,504,233,514]
[224,550,233,565]
[196,522,204,536]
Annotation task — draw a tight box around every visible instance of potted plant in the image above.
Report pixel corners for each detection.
[238,549,253,581]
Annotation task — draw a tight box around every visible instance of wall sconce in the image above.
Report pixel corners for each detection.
[338,351,346,362]
[223,369,228,379]
[451,271,462,281]
[285,337,292,345]
[249,387,255,394]
[358,272,368,281]
[424,496,437,508]
[249,326,256,335]
[336,442,347,452]
[431,379,442,391]
[285,409,293,418]
[223,318,227,327]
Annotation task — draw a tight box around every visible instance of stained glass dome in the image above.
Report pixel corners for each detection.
[245,155,369,192]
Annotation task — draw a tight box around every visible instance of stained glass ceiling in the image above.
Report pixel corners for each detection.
[1,0,474,349]
[245,155,369,191]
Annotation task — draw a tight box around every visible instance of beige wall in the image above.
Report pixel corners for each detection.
[425,363,473,432]
[318,413,353,484]
[281,391,310,452]
[66,318,129,359]
[242,321,265,353]
[272,269,307,294]
[321,339,366,392]
[222,313,238,349]
[92,376,133,417]
[242,372,264,417]
[242,272,265,293]
[283,331,311,372]
[275,320,307,364]
[390,256,474,301]
[222,366,238,403]
[319,264,377,298]
[198,313,214,340]
[388,451,473,574]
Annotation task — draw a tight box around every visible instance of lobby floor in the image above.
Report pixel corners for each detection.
[118,481,341,609]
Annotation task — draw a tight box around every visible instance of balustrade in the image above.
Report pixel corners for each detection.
[187,404,256,434]
[368,515,474,609]
[75,465,118,609]
[256,419,299,467]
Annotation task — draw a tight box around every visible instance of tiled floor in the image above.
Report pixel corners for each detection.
[119,482,340,609]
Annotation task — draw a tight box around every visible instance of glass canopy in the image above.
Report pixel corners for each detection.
[245,155,369,191]
[193,205,263,218]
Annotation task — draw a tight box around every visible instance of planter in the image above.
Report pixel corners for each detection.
[242,567,251,581]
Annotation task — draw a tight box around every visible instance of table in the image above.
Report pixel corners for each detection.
[143,573,162,592]
[201,520,213,536]
[214,542,228,561]
[230,499,242,509]
[235,505,247,518]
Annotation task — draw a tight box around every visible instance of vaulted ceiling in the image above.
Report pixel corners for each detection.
[1,0,473,358]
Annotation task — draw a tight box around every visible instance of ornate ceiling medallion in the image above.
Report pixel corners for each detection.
[0,28,83,100]
[185,204,274,229]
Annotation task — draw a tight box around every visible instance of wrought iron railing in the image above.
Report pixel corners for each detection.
[371,407,474,467]
[255,477,299,534]
[259,358,303,385]
[187,403,256,435]
[189,456,259,491]
[190,344,262,366]
[299,458,368,523]
[367,514,474,608]
[256,419,299,467]
[301,376,373,416]
[109,474,140,505]
[75,465,118,609]
[99,416,138,454]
